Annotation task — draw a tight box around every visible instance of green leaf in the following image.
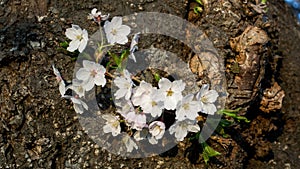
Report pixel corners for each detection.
[120,50,130,60]
[217,108,250,123]
[219,119,233,128]
[60,41,69,48]
[201,142,221,164]
[195,0,203,5]
[109,51,121,67]
[154,73,161,82]
[194,7,203,15]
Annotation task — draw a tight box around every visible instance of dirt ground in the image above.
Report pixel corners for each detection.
[0,0,299,168]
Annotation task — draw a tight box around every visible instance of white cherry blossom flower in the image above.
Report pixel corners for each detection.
[158,78,185,110]
[65,24,88,53]
[148,121,165,144]
[196,84,219,115]
[67,79,85,98]
[131,81,153,106]
[114,69,133,100]
[63,96,88,114]
[140,89,164,117]
[102,114,121,136]
[115,100,135,119]
[176,94,200,121]
[122,134,138,153]
[88,8,109,23]
[126,110,147,131]
[169,119,200,142]
[76,60,106,91]
[104,17,131,44]
[129,32,140,62]
[52,65,66,97]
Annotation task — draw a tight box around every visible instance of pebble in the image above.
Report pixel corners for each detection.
[284,163,291,169]
[138,5,144,11]
[283,145,288,151]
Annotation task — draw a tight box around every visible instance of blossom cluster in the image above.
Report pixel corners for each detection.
[111,70,219,143]
[53,8,219,153]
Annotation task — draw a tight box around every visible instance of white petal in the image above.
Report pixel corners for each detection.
[65,28,77,40]
[196,84,209,100]
[83,78,95,91]
[158,78,172,91]
[175,129,187,141]
[172,80,185,92]
[103,124,112,133]
[91,8,97,15]
[81,100,89,110]
[175,109,185,121]
[205,90,219,103]
[78,39,87,53]
[82,29,89,40]
[204,103,217,115]
[111,17,122,26]
[148,136,158,145]
[116,35,128,45]
[67,39,80,52]
[76,68,90,81]
[115,88,127,99]
[94,74,106,87]
[118,25,131,36]
[188,124,200,133]
[82,60,94,70]
[164,96,178,110]
[73,104,83,114]
[52,64,61,77]
[59,81,66,96]
[183,94,194,103]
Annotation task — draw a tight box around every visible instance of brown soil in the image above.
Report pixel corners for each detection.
[0,0,299,168]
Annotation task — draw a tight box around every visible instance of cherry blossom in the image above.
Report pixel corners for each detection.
[102,114,121,136]
[126,110,147,131]
[65,24,88,53]
[122,134,138,153]
[158,78,185,110]
[148,121,165,144]
[63,96,88,114]
[88,8,109,23]
[68,79,85,98]
[176,94,200,121]
[52,65,66,97]
[76,60,106,91]
[114,69,133,100]
[169,119,200,141]
[196,84,219,115]
[129,32,140,62]
[104,17,131,44]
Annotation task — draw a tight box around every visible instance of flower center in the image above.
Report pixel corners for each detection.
[112,121,119,128]
[166,89,174,97]
[90,70,97,77]
[183,103,190,110]
[111,29,117,35]
[201,96,208,103]
[76,35,83,40]
[151,101,157,107]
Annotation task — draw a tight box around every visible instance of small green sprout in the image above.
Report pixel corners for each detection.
[261,0,267,4]
[108,50,129,70]
[154,73,161,82]
[60,41,69,48]
[201,142,221,164]
[217,108,250,123]
[193,0,204,15]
